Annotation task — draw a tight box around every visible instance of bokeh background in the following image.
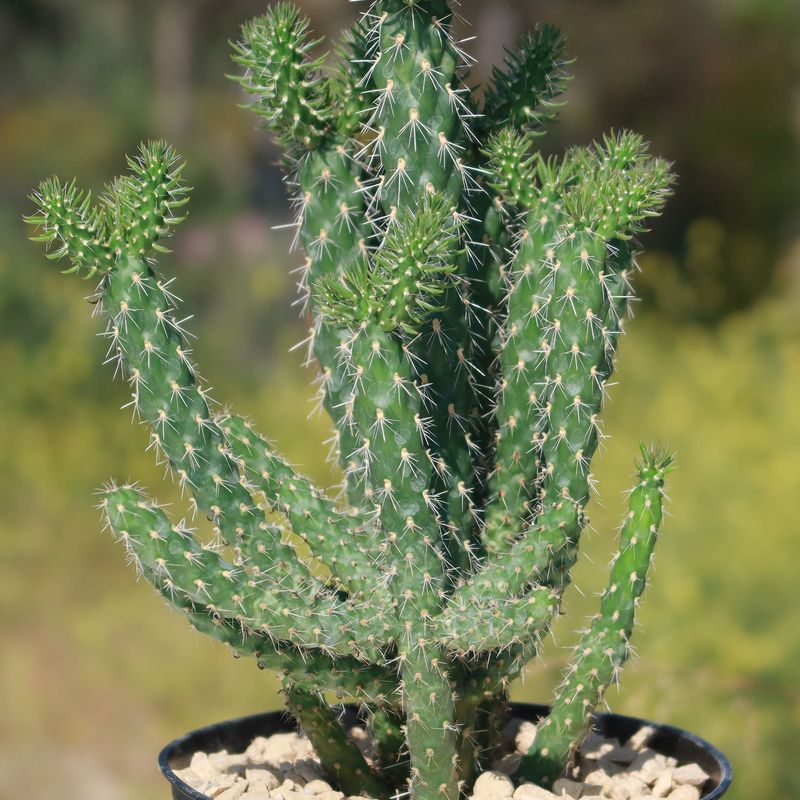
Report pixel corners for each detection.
[1,1,798,798]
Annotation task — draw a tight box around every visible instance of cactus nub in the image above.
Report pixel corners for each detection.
[26,4,675,799]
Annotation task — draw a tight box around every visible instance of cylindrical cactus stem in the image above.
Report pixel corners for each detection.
[370,706,410,787]
[186,605,400,703]
[400,652,459,800]
[482,202,565,551]
[362,0,470,207]
[218,413,386,600]
[232,5,377,510]
[436,588,559,653]
[359,0,483,568]
[347,326,445,580]
[26,150,316,587]
[517,447,673,787]
[231,3,333,152]
[453,695,481,791]
[102,483,390,659]
[284,680,392,799]
[296,144,375,509]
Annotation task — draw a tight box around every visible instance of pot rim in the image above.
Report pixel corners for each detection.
[159,702,733,800]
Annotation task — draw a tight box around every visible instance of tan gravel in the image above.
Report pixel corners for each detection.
[172,717,715,800]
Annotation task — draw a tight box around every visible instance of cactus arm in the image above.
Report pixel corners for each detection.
[369,706,410,787]
[25,152,334,592]
[437,587,559,653]
[482,26,571,135]
[399,658,459,800]
[218,413,386,600]
[359,0,483,572]
[516,448,673,787]
[186,605,401,704]
[232,7,377,512]
[284,680,393,799]
[473,132,673,580]
[364,0,470,206]
[298,147,374,509]
[24,179,115,277]
[231,3,333,151]
[231,10,375,515]
[101,483,392,658]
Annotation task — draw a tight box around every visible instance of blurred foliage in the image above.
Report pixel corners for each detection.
[0,1,798,799]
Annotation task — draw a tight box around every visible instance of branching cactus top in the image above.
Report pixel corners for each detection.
[26,2,675,798]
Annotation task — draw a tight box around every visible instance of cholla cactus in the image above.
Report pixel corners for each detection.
[26,2,675,798]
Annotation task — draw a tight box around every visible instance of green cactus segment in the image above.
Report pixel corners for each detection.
[102,484,391,657]
[362,0,469,206]
[563,132,675,241]
[187,605,400,704]
[25,141,187,278]
[101,257,307,574]
[370,706,410,787]
[518,448,673,786]
[25,179,114,277]
[485,128,545,210]
[438,587,559,653]
[479,131,672,566]
[401,655,459,800]
[359,0,481,550]
[232,3,332,151]
[26,163,311,583]
[217,413,384,599]
[295,143,373,508]
[285,681,392,799]
[347,327,445,587]
[483,26,571,134]
[103,142,190,258]
[297,144,370,286]
[454,696,480,792]
[315,193,462,334]
[327,21,374,140]
[482,203,567,552]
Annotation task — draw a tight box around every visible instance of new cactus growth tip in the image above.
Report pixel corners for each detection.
[26,2,676,797]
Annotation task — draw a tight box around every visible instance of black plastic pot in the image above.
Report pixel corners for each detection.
[159,703,732,800]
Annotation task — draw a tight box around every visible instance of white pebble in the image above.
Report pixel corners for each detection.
[579,733,616,760]
[582,769,613,789]
[473,770,515,799]
[190,752,227,783]
[304,780,333,795]
[666,787,700,800]
[512,783,558,800]
[625,726,657,752]
[246,768,280,791]
[216,780,249,800]
[608,775,647,800]
[671,764,709,787]
[650,771,673,798]
[515,721,538,753]
[628,750,663,785]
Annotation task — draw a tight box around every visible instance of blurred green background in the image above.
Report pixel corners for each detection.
[1,1,798,798]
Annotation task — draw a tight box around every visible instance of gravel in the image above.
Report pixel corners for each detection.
[172,719,713,800]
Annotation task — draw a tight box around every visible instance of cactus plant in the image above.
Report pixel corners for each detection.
[25,2,676,798]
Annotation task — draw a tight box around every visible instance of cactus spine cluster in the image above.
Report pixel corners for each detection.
[26,2,675,798]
